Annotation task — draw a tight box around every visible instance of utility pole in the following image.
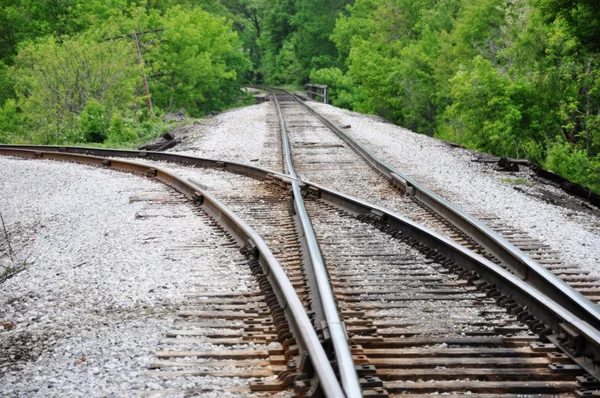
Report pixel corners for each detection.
[132,31,153,115]
[105,29,164,115]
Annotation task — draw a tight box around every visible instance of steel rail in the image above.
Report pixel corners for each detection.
[269,89,363,397]
[301,180,600,381]
[274,88,600,329]
[0,147,345,397]
[2,143,600,328]
[0,144,292,182]
[4,145,600,379]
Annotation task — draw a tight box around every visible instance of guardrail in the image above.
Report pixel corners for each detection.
[305,83,328,104]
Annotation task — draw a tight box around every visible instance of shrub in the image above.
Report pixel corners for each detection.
[546,140,600,193]
[0,99,23,143]
[78,99,109,142]
[13,35,138,140]
[310,67,360,109]
[106,113,137,144]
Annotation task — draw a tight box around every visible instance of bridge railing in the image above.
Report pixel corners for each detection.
[305,83,328,104]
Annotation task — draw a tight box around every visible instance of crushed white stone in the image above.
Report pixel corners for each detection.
[171,102,282,172]
[0,157,259,397]
[302,101,600,277]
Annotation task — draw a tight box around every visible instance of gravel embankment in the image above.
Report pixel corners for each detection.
[172,102,282,172]
[158,96,599,276]
[0,157,256,396]
[302,101,600,276]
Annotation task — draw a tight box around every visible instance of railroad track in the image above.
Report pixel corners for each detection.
[0,150,345,396]
[2,90,600,396]
[269,88,600,309]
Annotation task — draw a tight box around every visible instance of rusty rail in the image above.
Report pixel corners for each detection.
[274,89,600,332]
[269,89,363,398]
[4,141,600,381]
[0,147,345,397]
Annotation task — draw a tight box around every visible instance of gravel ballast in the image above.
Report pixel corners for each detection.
[172,102,282,172]
[168,96,599,278]
[301,101,600,276]
[0,157,263,396]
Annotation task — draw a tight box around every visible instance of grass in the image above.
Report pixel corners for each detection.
[501,177,534,186]
[0,210,33,284]
[276,84,305,93]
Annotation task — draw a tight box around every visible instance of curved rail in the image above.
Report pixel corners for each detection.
[4,138,600,380]
[0,144,292,182]
[269,89,362,397]
[5,144,600,380]
[275,88,600,329]
[0,147,345,397]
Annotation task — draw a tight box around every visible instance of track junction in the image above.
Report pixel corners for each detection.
[1,88,600,397]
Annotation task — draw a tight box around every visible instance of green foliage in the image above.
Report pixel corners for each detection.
[147,6,252,116]
[546,140,600,193]
[310,67,361,109]
[11,34,138,143]
[311,0,600,193]
[535,0,600,53]
[258,0,350,84]
[106,113,138,144]
[0,1,255,147]
[0,62,14,106]
[79,99,110,143]
[437,56,526,157]
[0,99,22,143]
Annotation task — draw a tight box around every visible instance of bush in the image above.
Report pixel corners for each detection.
[13,35,138,140]
[78,99,109,142]
[0,99,23,143]
[437,57,527,157]
[147,6,252,116]
[310,67,360,109]
[0,62,14,107]
[106,113,137,144]
[546,140,600,193]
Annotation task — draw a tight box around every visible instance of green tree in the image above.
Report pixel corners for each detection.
[146,6,252,116]
[535,0,600,53]
[13,35,138,143]
[258,0,296,83]
[438,56,528,157]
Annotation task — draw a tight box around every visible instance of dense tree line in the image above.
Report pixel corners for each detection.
[0,0,256,145]
[1,0,599,193]
[259,0,600,193]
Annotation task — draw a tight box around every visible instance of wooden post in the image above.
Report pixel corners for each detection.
[132,31,153,115]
